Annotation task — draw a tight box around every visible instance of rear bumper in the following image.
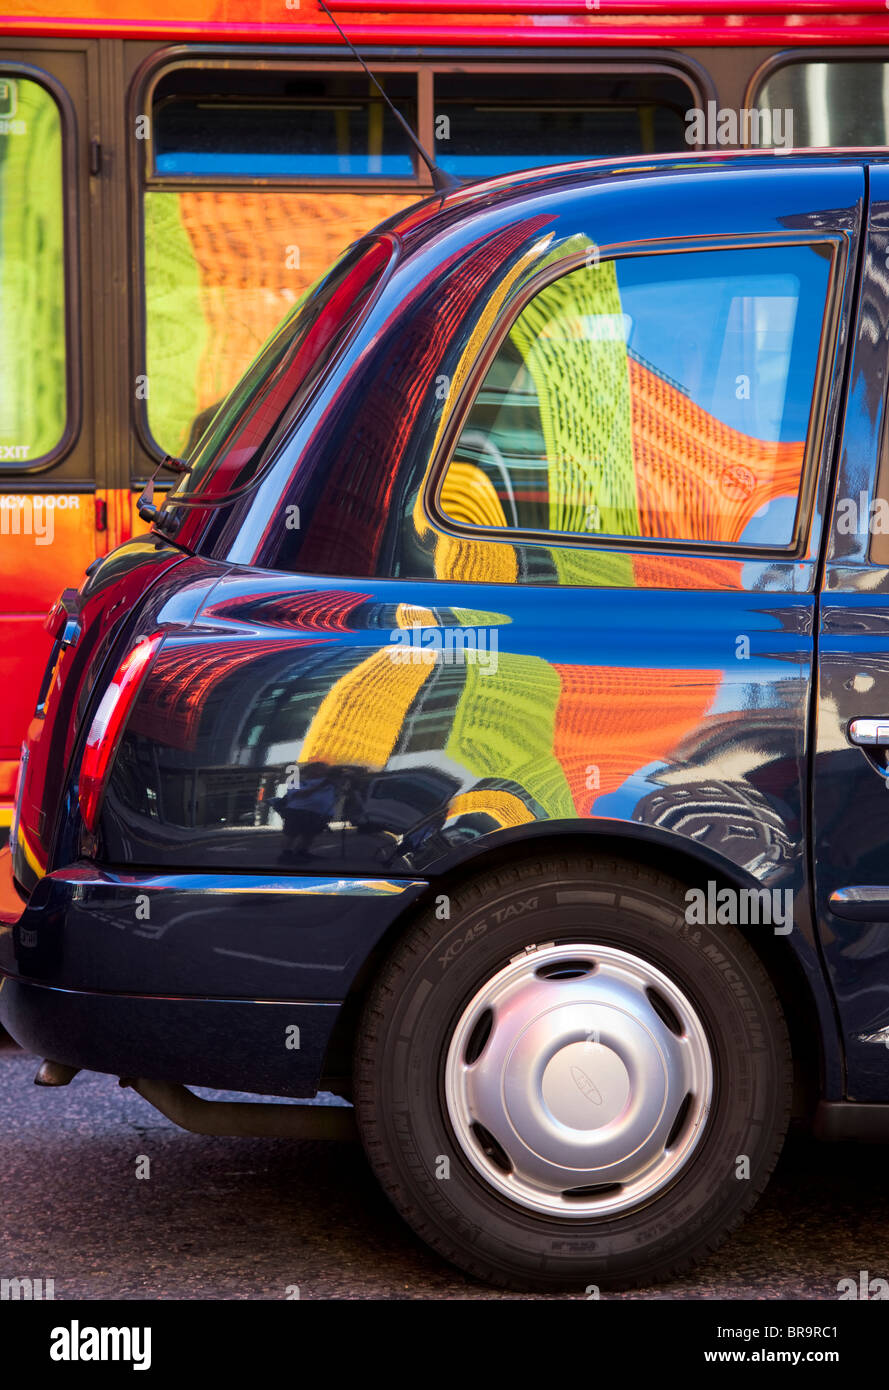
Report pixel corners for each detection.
[0,848,427,1095]
[0,975,341,1098]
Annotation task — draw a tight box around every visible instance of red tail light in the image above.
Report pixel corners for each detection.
[78,633,164,833]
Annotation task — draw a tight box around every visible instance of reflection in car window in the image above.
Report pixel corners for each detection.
[440,245,831,548]
[166,236,393,503]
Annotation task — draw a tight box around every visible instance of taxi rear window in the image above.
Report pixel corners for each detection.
[167,235,393,505]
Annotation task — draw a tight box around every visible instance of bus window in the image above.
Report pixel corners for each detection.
[143,188,415,459]
[756,60,889,147]
[153,69,417,178]
[143,68,419,459]
[432,71,693,177]
[0,74,66,465]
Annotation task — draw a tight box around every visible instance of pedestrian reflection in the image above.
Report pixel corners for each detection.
[271,762,338,863]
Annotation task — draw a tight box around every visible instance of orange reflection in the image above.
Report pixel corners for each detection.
[629,358,803,544]
[552,663,722,812]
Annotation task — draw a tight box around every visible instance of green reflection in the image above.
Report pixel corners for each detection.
[144,192,206,457]
[0,76,66,461]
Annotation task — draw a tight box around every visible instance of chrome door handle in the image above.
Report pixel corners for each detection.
[848,718,889,747]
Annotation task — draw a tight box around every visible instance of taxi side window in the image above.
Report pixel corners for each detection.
[439,245,832,550]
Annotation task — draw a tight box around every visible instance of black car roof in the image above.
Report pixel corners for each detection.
[381,146,884,251]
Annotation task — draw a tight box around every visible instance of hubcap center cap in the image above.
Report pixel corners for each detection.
[541,1040,630,1130]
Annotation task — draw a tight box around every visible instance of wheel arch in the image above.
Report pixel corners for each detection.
[321,822,836,1117]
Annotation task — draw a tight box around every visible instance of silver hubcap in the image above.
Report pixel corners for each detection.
[444,942,713,1219]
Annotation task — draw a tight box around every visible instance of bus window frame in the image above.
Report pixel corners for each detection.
[0,61,81,476]
[129,44,712,467]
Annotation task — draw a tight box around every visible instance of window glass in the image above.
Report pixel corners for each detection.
[153,70,417,177]
[0,75,66,464]
[757,61,889,147]
[165,235,392,503]
[433,72,691,176]
[440,246,831,547]
[144,188,415,457]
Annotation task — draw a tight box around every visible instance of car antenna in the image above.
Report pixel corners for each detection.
[316,0,459,195]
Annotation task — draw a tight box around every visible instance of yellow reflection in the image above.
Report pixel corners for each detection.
[299,645,434,769]
[446,789,534,829]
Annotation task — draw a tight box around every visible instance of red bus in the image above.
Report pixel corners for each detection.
[1,1,888,843]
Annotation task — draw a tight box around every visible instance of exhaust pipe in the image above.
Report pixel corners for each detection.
[35,1060,80,1087]
[120,1077,357,1141]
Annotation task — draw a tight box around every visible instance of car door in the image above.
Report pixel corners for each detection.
[813,162,889,1103]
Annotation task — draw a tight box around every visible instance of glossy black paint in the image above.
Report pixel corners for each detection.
[0,975,340,1099]
[812,165,889,1101]
[10,536,225,895]
[0,863,426,998]
[5,152,889,1111]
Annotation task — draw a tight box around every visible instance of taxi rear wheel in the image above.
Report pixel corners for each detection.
[353,854,792,1291]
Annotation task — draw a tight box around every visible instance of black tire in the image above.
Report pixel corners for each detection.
[353,854,792,1291]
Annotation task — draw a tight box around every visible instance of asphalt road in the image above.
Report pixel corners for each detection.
[1,1032,887,1301]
